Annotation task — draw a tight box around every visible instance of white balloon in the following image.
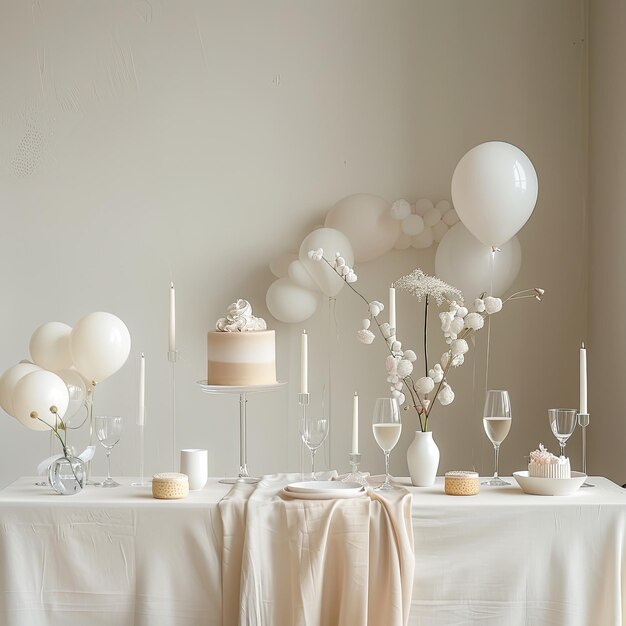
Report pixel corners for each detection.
[424,208,442,228]
[0,362,41,417]
[394,233,412,250]
[70,312,131,383]
[442,209,459,226]
[415,198,434,216]
[451,141,538,247]
[411,227,434,249]
[435,222,522,299]
[401,214,425,236]
[55,369,87,422]
[266,278,320,323]
[287,260,320,292]
[13,370,70,431]
[29,322,73,371]
[269,253,298,279]
[390,199,412,220]
[435,200,452,214]
[299,228,354,297]
[432,221,449,243]
[324,194,399,262]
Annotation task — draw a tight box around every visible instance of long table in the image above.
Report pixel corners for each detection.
[0,476,624,625]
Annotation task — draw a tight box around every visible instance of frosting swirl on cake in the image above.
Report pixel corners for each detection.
[216,299,267,332]
[529,443,563,465]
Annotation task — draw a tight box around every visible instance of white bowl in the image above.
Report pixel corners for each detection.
[285,481,362,494]
[513,471,587,496]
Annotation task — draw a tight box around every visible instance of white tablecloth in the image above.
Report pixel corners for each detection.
[1,476,625,625]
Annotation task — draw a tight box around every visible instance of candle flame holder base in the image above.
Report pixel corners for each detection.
[577,412,594,487]
[342,453,368,487]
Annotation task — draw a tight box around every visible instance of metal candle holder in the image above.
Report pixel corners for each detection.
[342,452,368,487]
[577,412,594,487]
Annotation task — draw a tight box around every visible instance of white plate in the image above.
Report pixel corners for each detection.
[285,481,363,494]
[280,486,366,500]
[513,471,587,496]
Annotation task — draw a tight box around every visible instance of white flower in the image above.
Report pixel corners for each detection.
[441,352,450,369]
[391,389,401,399]
[415,376,435,395]
[449,317,464,335]
[361,318,371,330]
[404,349,417,362]
[456,306,468,318]
[473,298,486,313]
[397,392,406,406]
[393,381,404,391]
[422,398,431,411]
[391,340,402,353]
[428,364,444,383]
[484,296,503,314]
[394,268,463,305]
[380,322,392,338]
[346,271,357,283]
[356,329,375,344]
[386,355,400,374]
[438,384,455,406]
[450,339,469,357]
[369,301,384,316]
[464,312,484,331]
[339,265,350,276]
[307,248,324,261]
[451,354,464,367]
[397,359,413,378]
[336,256,346,268]
[440,311,454,332]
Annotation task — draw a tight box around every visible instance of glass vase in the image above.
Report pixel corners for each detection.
[48,456,86,495]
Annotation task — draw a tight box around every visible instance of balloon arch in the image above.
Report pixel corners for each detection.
[266,141,538,323]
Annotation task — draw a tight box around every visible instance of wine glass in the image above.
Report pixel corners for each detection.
[548,409,577,458]
[372,397,402,491]
[482,390,512,486]
[95,416,122,488]
[300,415,328,480]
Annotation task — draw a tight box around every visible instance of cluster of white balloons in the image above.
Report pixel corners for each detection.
[0,312,131,431]
[266,141,538,323]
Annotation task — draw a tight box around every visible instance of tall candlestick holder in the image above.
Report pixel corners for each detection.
[298,392,309,478]
[342,452,368,487]
[577,412,594,487]
[168,350,178,472]
[131,421,150,487]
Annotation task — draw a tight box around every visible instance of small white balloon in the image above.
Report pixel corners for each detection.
[424,208,442,228]
[13,370,70,431]
[401,214,425,236]
[435,200,452,214]
[415,198,434,216]
[394,233,412,250]
[442,209,460,226]
[0,362,41,417]
[55,369,87,422]
[390,199,412,220]
[269,253,298,278]
[29,322,73,371]
[411,227,434,249]
[266,278,320,323]
[287,260,320,292]
[432,221,449,243]
[70,312,131,384]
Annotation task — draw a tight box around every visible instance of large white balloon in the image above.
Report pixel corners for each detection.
[435,223,522,299]
[324,194,399,262]
[0,362,41,417]
[29,322,73,371]
[55,369,87,422]
[13,370,70,431]
[266,278,320,323]
[70,312,131,383]
[299,228,354,297]
[451,141,538,247]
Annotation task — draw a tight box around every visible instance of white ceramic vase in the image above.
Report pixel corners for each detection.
[407,431,440,487]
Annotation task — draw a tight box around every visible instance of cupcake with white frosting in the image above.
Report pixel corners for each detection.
[528,444,571,479]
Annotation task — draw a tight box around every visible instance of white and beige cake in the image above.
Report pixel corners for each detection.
[207,299,276,386]
[528,444,571,478]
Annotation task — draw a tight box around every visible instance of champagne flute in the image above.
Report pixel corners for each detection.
[300,416,328,480]
[95,416,122,488]
[548,408,577,458]
[482,390,512,486]
[372,397,401,491]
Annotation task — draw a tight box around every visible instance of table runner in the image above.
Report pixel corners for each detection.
[219,473,415,626]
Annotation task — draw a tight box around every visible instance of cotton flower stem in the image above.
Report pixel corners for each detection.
[424,295,429,378]
[424,357,454,422]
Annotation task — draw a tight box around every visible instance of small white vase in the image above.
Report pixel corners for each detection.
[407,431,440,487]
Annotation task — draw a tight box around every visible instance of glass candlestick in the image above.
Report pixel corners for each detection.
[577,412,594,488]
[342,452,368,487]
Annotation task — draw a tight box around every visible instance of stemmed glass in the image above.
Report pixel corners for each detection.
[300,415,328,480]
[482,390,512,486]
[372,397,402,491]
[95,416,122,488]
[548,409,577,458]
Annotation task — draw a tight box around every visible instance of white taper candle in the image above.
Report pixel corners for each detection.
[389,284,396,342]
[169,282,176,353]
[138,353,145,425]
[351,392,359,454]
[301,330,308,394]
[580,341,587,414]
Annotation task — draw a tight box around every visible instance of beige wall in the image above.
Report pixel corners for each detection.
[0,1,587,486]
[588,1,626,484]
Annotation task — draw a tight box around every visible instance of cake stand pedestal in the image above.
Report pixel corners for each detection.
[197,381,287,484]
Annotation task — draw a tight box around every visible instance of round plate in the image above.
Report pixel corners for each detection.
[285,481,363,494]
[513,471,587,496]
[196,380,287,395]
[280,486,366,500]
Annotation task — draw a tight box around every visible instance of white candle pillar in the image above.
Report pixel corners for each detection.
[169,282,176,353]
[138,353,145,425]
[580,341,587,414]
[300,330,308,394]
[351,392,359,454]
[389,284,396,342]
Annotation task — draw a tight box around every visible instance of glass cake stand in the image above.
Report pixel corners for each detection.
[196,380,287,484]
